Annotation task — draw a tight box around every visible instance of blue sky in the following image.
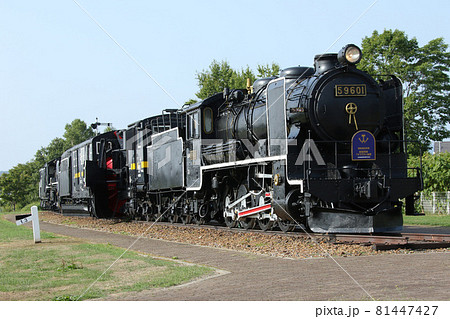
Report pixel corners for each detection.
[1,0,449,171]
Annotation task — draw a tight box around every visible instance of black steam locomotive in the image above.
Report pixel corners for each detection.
[39,44,423,233]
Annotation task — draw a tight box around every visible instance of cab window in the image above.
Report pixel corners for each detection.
[188,111,200,139]
[203,107,213,134]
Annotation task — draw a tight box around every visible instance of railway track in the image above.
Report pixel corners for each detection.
[143,219,450,251]
[327,233,450,251]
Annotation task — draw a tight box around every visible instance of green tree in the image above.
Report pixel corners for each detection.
[196,60,238,99]
[359,29,450,155]
[256,63,280,78]
[0,163,35,211]
[33,137,65,169]
[33,147,48,172]
[409,152,450,192]
[63,119,95,149]
[195,60,280,100]
[184,98,198,106]
[103,126,116,133]
[0,119,95,210]
[46,137,66,160]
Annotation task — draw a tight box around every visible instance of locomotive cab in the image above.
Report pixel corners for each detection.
[183,94,226,190]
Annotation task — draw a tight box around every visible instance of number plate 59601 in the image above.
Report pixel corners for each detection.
[335,84,366,97]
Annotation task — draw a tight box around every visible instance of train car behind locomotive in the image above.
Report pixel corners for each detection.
[124,110,185,219]
[39,158,59,211]
[57,130,126,217]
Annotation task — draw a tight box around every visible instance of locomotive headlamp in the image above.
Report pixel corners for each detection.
[338,44,362,65]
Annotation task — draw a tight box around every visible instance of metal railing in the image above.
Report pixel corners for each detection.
[420,192,450,214]
[303,139,422,182]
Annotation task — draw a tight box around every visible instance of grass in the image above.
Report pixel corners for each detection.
[0,201,41,214]
[19,201,41,213]
[0,212,213,300]
[0,212,59,242]
[403,214,450,227]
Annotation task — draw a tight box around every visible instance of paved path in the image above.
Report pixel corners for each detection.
[9,217,450,300]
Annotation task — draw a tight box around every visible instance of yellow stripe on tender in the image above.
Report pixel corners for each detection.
[74,172,80,178]
[130,163,136,170]
[141,161,148,168]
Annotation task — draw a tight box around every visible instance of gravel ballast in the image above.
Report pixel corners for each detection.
[39,211,448,259]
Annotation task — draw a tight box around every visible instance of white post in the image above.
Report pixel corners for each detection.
[447,191,450,215]
[420,192,423,211]
[31,206,41,243]
[432,192,436,214]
